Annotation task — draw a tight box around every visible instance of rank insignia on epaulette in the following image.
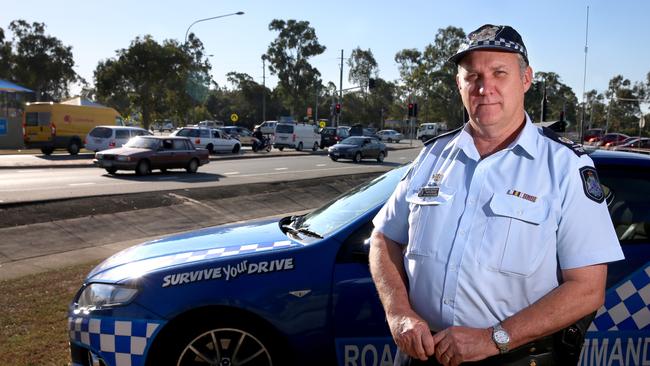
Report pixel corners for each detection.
[418,186,439,197]
[579,166,604,203]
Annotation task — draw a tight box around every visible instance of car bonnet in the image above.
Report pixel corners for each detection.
[87,218,300,282]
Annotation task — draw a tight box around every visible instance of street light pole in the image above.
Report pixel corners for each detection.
[184,11,244,43]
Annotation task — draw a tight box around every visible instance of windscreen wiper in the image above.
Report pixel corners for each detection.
[281,225,323,239]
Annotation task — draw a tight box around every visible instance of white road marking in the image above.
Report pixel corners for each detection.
[68,182,96,186]
[274,167,288,171]
[316,164,327,167]
[223,171,240,175]
[399,157,408,160]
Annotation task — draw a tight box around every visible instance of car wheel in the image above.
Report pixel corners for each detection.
[353,151,362,163]
[160,168,167,173]
[312,142,319,151]
[296,142,303,151]
[232,144,241,154]
[278,147,284,151]
[67,140,80,155]
[148,315,284,366]
[330,156,338,162]
[387,138,393,143]
[186,159,199,173]
[135,160,150,176]
[40,146,54,155]
[206,144,214,154]
[105,167,117,174]
[377,151,385,163]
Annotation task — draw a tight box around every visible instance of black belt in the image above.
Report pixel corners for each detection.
[397,335,557,366]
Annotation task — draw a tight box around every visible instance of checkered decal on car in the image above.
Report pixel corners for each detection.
[68,317,163,366]
[589,262,650,332]
[97,240,297,272]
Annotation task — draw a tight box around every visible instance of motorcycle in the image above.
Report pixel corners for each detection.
[252,136,272,152]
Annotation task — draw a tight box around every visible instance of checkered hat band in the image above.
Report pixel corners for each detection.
[473,38,527,55]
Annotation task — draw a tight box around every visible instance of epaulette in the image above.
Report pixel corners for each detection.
[540,127,587,156]
[423,126,464,146]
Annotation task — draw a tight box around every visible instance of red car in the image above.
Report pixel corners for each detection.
[583,128,604,145]
[599,133,630,148]
[94,136,210,175]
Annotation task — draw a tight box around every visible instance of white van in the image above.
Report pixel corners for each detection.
[416,122,447,141]
[273,123,320,151]
[85,126,151,152]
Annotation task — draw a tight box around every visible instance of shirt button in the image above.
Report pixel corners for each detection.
[517,210,524,215]
[458,230,466,236]
[443,299,454,305]
[449,265,457,272]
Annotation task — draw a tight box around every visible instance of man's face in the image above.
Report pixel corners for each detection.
[456,51,532,129]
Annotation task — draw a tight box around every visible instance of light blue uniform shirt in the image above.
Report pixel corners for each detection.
[373,116,624,331]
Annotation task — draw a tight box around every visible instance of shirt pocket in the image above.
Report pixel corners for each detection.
[405,186,455,257]
[478,193,553,277]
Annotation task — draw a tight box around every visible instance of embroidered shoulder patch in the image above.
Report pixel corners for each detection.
[541,127,586,156]
[579,166,604,203]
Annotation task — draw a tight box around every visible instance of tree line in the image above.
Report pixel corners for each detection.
[1,19,648,135]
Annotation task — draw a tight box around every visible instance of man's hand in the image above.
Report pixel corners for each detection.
[387,310,435,361]
[430,326,497,366]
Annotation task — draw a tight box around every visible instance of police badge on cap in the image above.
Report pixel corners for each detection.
[449,24,529,65]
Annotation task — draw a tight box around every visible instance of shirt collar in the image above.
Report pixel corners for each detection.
[442,113,538,161]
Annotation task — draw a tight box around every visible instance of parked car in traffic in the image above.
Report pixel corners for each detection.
[273,122,320,151]
[319,126,350,149]
[255,120,278,135]
[85,126,151,153]
[328,136,387,163]
[150,121,175,132]
[221,126,255,146]
[376,129,404,143]
[583,128,605,145]
[68,149,650,366]
[197,120,225,129]
[612,137,650,153]
[172,127,241,154]
[93,136,209,175]
[416,122,446,141]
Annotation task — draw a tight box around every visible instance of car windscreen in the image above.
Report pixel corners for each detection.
[340,137,365,146]
[294,164,408,240]
[275,124,294,134]
[25,112,51,127]
[89,127,113,138]
[175,128,200,138]
[124,136,159,149]
[321,128,335,136]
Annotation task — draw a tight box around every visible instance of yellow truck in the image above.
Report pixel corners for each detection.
[23,101,124,155]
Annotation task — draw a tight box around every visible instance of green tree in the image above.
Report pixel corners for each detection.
[264,19,326,118]
[94,35,211,128]
[0,27,12,80]
[6,20,79,101]
[525,71,578,125]
[604,75,642,133]
[347,47,378,91]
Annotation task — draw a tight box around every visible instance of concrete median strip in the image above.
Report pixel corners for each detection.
[0,172,382,280]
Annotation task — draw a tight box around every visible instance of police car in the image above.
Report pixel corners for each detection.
[68,149,650,366]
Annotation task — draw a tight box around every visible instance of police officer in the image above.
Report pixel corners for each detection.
[369,24,624,366]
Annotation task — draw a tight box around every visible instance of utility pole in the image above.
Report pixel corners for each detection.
[338,49,344,127]
[314,84,319,123]
[579,6,590,143]
[262,57,266,122]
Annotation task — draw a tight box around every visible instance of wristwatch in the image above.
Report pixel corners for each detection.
[492,323,510,354]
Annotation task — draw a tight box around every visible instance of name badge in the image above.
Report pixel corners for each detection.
[418,186,439,198]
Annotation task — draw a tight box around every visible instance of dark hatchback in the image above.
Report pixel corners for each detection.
[94,136,210,175]
[320,127,350,149]
[328,136,387,163]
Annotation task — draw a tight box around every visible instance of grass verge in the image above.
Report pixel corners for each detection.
[0,261,99,366]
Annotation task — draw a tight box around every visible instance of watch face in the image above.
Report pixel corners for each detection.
[494,330,510,344]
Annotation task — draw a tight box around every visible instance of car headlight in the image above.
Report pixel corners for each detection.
[116,156,130,162]
[74,283,139,313]
[95,153,103,159]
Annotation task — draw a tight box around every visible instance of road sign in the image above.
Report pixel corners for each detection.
[230,113,239,123]
[319,121,326,128]
[640,115,646,129]
[307,107,313,117]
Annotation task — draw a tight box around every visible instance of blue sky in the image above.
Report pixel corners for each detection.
[2,0,649,102]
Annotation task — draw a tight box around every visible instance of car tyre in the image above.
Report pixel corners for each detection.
[296,142,303,151]
[353,151,362,163]
[67,140,80,155]
[330,156,338,162]
[278,147,284,151]
[232,144,240,154]
[105,167,117,174]
[148,314,285,366]
[377,151,385,163]
[312,142,319,151]
[160,168,167,173]
[40,146,54,155]
[206,143,214,154]
[186,159,199,173]
[387,138,393,143]
[135,160,150,176]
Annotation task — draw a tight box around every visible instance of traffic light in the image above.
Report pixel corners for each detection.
[335,103,341,114]
[408,103,418,117]
[408,103,414,117]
